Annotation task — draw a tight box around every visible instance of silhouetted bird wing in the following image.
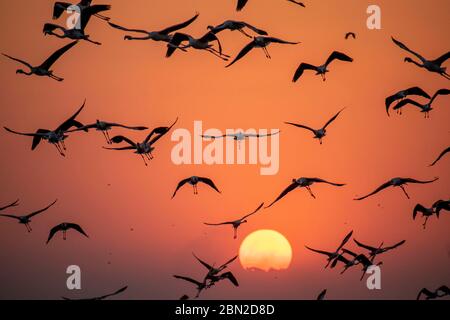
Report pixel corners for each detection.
[226,40,256,67]
[284,121,316,133]
[108,22,149,34]
[288,0,306,7]
[33,129,53,150]
[0,214,21,220]
[236,0,249,11]
[242,22,268,35]
[26,199,57,218]
[103,146,136,151]
[199,31,224,55]
[353,239,377,252]
[166,33,191,57]
[354,181,393,200]
[241,202,264,220]
[266,182,299,208]
[197,177,221,194]
[68,223,89,237]
[417,288,434,300]
[110,135,137,147]
[244,131,280,138]
[384,240,406,251]
[324,51,353,67]
[56,100,87,132]
[171,178,192,198]
[341,248,358,258]
[204,221,234,226]
[53,2,72,19]
[265,37,299,45]
[95,286,128,300]
[317,289,327,300]
[2,53,33,69]
[337,231,353,250]
[413,204,428,220]
[305,246,334,258]
[391,37,426,62]
[405,87,431,99]
[292,63,318,82]
[430,147,450,166]
[437,285,450,295]
[106,123,148,130]
[219,255,238,269]
[308,178,345,187]
[392,98,423,111]
[81,5,111,31]
[173,275,203,287]
[355,254,372,267]
[159,13,199,34]
[345,32,356,39]
[146,118,178,145]
[39,41,78,70]
[0,199,19,211]
[432,51,450,66]
[401,177,439,184]
[192,253,213,271]
[220,272,239,286]
[430,88,450,104]
[323,108,344,129]
[47,224,64,243]
[385,87,430,115]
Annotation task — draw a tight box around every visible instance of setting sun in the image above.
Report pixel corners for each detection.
[239,230,293,272]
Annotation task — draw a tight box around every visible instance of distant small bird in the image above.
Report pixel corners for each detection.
[4,100,88,156]
[293,51,353,82]
[173,275,207,298]
[108,13,199,42]
[429,146,450,167]
[0,200,57,232]
[46,222,89,243]
[172,176,221,198]
[287,0,306,7]
[316,289,327,300]
[353,239,406,258]
[354,177,439,200]
[207,21,267,38]
[166,32,229,60]
[44,4,110,45]
[226,36,299,67]
[62,286,128,300]
[417,286,450,300]
[2,41,78,81]
[392,89,450,118]
[201,130,279,149]
[266,177,345,207]
[0,199,19,211]
[345,32,356,40]
[204,203,264,239]
[236,0,249,11]
[68,120,148,144]
[285,108,344,144]
[385,87,431,116]
[305,231,353,268]
[52,1,110,21]
[392,37,450,80]
[413,200,450,229]
[104,118,177,166]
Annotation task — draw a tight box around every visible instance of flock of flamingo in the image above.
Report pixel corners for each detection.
[1,0,449,300]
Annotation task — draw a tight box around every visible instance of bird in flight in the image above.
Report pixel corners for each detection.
[62,286,128,300]
[345,32,356,40]
[392,37,450,80]
[0,200,57,232]
[285,108,344,144]
[413,200,449,229]
[305,230,353,268]
[0,199,19,212]
[172,176,221,198]
[354,177,439,200]
[316,289,327,300]
[104,118,178,166]
[385,87,431,116]
[67,120,148,144]
[353,239,406,259]
[417,286,450,300]
[236,0,249,11]
[204,203,264,239]
[193,253,239,286]
[4,100,88,156]
[287,0,306,7]
[52,1,110,21]
[173,275,208,299]
[166,32,230,60]
[44,4,110,45]
[108,13,198,43]
[207,20,268,38]
[201,130,279,149]
[47,222,89,244]
[266,177,345,208]
[226,36,299,67]
[429,146,450,167]
[392,88,450,118]
[293,51,353,82]
[2,41,78,81]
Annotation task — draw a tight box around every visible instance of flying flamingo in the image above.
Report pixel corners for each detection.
[172,176,221,198]
[166,32,229,60]
[305,231,353,268]
[2,41,78,81]
[266,177,345,208]
[207,20,267,38]
[46,222,89,243]
[193,253,238,281]
[385,87,431,116]
[392,89,449,118]
[354,177,439,200]
[413,200,449,229]
[204,203,264,239]
[353,239,406,258]
[4,100,88,156]
[0,200,57,232]
[293,51,353,82]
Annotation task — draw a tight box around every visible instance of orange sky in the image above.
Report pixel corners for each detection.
[0,0,449,300]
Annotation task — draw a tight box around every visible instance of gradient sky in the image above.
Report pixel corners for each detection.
[0,0,449,300]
